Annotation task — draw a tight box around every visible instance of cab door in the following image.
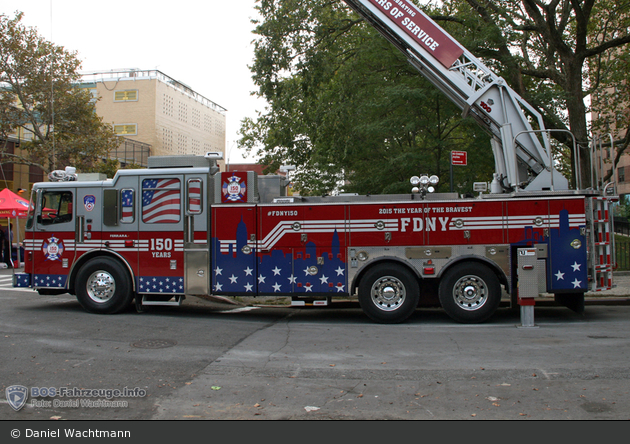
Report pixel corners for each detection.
[31,188,78,289]
[137,176,185,296]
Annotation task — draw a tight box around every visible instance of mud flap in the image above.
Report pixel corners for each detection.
[554,292,585,314]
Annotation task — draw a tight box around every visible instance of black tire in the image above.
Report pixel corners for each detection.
[75,257,133,314]
[439,262,501,323]
[358,264,420,324]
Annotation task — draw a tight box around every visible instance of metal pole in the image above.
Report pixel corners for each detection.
[450,152,454,193]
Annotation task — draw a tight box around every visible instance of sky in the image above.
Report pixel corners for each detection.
[0,0,265,164]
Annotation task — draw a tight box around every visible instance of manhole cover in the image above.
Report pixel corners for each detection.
[580,402,613,413]
[131,339,177,349]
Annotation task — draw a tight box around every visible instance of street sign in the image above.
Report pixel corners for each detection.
[451,151,467,166]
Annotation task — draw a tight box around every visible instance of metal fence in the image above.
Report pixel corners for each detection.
[614,217,630,270]
[615,217,630,236]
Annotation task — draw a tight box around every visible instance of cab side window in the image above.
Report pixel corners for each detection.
[39,191,73,225]
[142,178,181,224]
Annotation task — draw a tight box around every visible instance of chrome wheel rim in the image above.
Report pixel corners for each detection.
[452,274,488,311]
[86,271,116,304]
[371,276,406,312]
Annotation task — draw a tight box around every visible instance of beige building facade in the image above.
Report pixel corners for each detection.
[81,69,227,165]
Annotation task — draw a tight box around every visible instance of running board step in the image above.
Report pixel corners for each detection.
[141,295,185,306]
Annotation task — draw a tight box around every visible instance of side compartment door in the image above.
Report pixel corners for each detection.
[257,205,303,295]
[211,204,257,295]
[184,177,210,295]
[301,205,348,294]
[102,184,140,282]
[546,198,588,293]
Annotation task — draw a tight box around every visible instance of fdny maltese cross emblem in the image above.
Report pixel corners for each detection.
[222,174,247,203]
[42,236,64,261]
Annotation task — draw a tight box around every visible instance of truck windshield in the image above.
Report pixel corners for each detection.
[26,190,37,230]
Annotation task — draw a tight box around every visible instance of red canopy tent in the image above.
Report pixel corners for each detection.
[0,188,31,218]
[0,188,31,267]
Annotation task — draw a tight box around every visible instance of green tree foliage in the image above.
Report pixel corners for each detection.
[438,0,630,188]
[0,12,119,175]
[240,0,493,195]
[587,2,630,182]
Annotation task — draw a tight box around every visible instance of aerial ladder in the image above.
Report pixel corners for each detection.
[343,0,570,192]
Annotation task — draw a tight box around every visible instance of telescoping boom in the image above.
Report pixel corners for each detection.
[343,0,569,192]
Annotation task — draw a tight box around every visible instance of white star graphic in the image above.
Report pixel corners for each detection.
[572,279,582,288]
[305,283,313,292]
[304,267,312,276]
[272,283,282,292]
[229,275,238,284]
[288,275,297,284]
[555,270,565,281]
[319,275,329,284]
[214,282,223,291]
[244,283,253,292]
[244,267,253,276]
[335,266,345,276]
[258,274,266,284]
[272,266,282,276]
[214,267,223,276]
[571,262,582,272]
[336,284,345,292]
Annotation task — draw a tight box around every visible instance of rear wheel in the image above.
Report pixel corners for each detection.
[75,257,133,314]
[439,262,501,323]
[358,264,419,324]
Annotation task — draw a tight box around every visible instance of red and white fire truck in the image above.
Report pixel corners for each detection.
[13,0,617,324]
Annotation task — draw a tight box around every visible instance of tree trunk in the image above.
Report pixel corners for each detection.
[565,62,591,189]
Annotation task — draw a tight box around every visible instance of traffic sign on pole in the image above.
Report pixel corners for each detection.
[451,151,468,166]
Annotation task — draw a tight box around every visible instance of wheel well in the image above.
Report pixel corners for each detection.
[352,258,420,295]
[68,252,134,295]
[438,257,508,291]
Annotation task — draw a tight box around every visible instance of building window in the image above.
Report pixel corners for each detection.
[114,124,138,136]
[619,166,626,183]
[114,90,138,102]
[163,94,174,117]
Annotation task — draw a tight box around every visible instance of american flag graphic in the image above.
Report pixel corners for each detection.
[121,189,134,222]
[142,179,181,223]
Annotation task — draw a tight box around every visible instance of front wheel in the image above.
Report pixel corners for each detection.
[439,262,501,323]
[75,257,133,314]
[358,264,419,324]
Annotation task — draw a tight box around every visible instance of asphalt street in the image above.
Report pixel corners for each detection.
[1,267,629,421]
